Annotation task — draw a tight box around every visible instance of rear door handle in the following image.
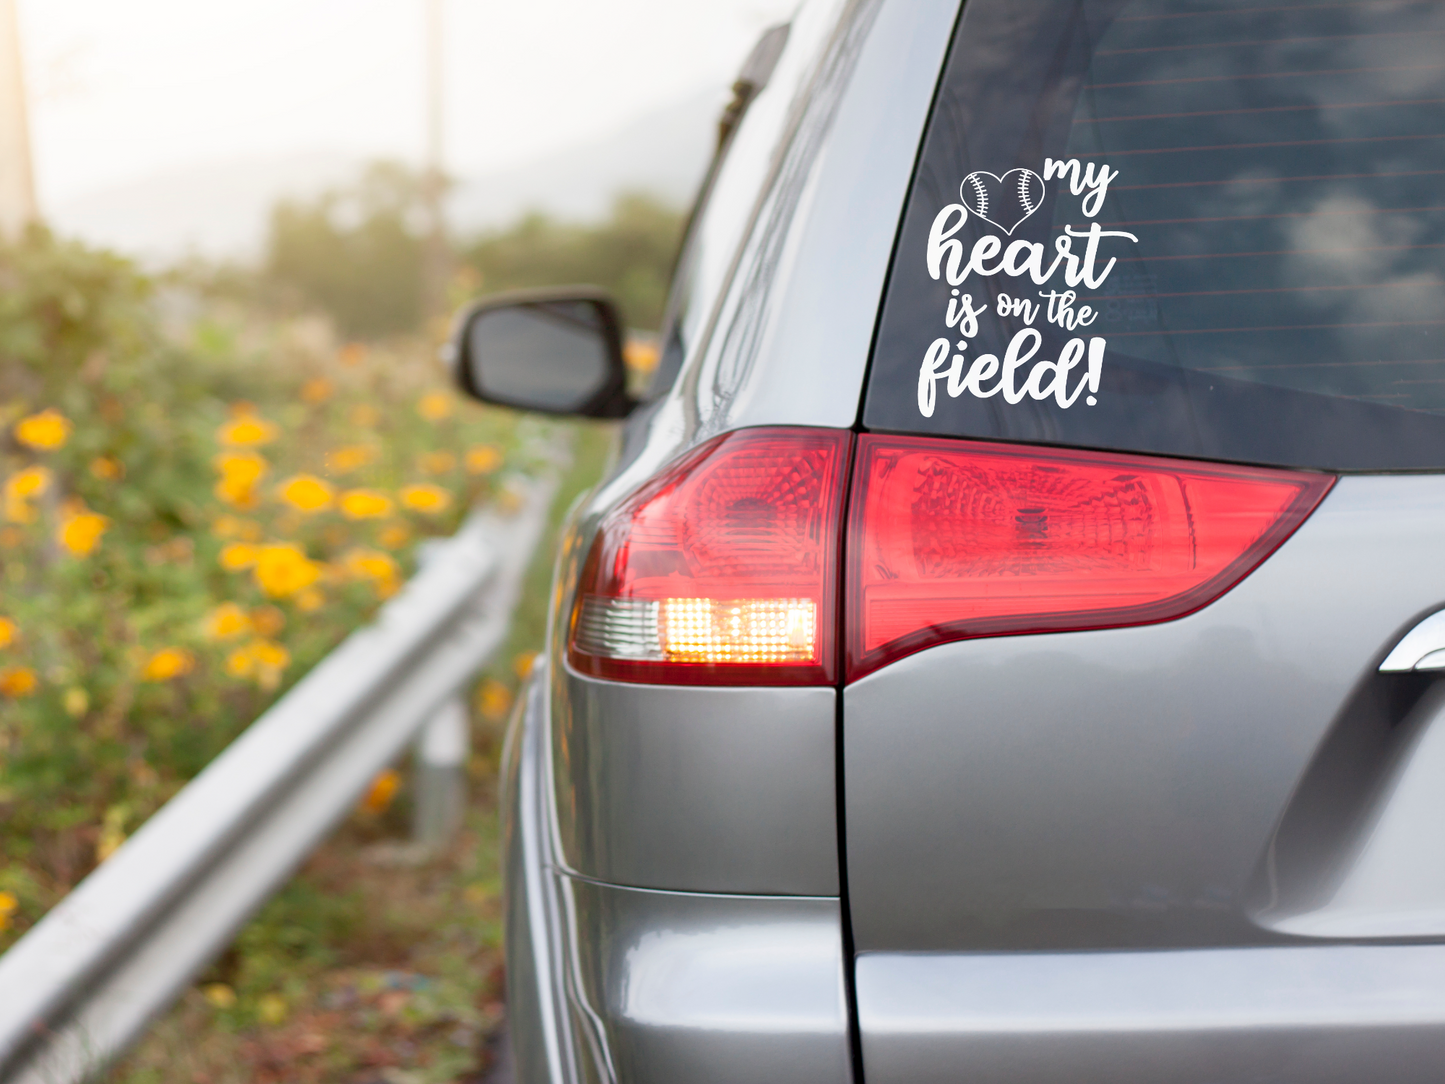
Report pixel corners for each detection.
[1379,610,1445,672]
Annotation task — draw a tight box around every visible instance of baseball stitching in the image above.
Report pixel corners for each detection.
[1018,171,1038,215]
[968,174,988,218]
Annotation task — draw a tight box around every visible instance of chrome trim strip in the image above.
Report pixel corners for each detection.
[1380,609,1445,672]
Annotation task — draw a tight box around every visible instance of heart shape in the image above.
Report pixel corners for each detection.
[960,169,1046,235]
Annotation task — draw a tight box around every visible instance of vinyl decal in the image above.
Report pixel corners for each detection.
[917,158,1138,419]
[959,170,1045,236]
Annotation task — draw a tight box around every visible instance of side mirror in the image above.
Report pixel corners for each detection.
[450,288,635,418]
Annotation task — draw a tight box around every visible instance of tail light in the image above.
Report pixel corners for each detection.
[847,436,1333,681]
[568,427,851,685]
[569,428,1333,686]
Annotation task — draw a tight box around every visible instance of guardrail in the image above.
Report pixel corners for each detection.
[0,470,559,1084]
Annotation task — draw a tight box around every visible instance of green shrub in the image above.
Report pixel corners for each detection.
[462,191,683,331]
[265,162,428,339]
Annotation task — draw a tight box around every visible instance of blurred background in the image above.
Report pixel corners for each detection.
[0,2,791,1080]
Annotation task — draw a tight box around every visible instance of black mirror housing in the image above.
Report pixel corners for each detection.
[450,287,636,418]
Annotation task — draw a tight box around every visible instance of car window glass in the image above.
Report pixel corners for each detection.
[864,0,1445,471]
[648,0,839,401]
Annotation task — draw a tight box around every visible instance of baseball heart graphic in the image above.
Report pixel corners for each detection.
[960,169,1046,235]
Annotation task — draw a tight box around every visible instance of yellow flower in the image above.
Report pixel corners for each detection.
[339,489,393,519]
[4,466,51,523]
[217,517,263,542]
[464,444,503,474]
[90,455,125,481]
[361,768,401,814]
[141,647,195,682]
[342,547,400,599]
[338,342,368,367]
[350,404,380,428]
[63,687,89,717]
[342,547,398,582]
[213,451,268,508]
[0,890,17,932]
[216,411,278,447]
[14,408,72,450]
[477,678,512,721]
[258,992,288,1027]
[249,605,286,637]
[276,474,334,513]
[0,666,37,697]
[203,983,237,1010]
[0,616,15,648]
[214,475,259,508]
[296,586,324,612]
[513,651,538,679]
[300,377,334,404]
[203,602,251,641]
[400,483,452,514]
[224,647,254,678]
[417,391,453,421]
[250,639,290,670]
[6,466,50,499]
[219,542,259,571]
[96,805,128,861]
[58,510,109,557]
[418,451,457,475]
[252,543,320,598]
[378,523,411,550]
[623,338,661,375]
[213,450,268,486]
[224,640,291,689]
[326,444,375,474]
[250,640,291,690]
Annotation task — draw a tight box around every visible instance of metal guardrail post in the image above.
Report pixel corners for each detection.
[412,695,470,850]
[0,468,560,1084]
[407,538,473,854]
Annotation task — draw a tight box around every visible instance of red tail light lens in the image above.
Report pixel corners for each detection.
[569,427,851,685]
[847,436,1333,682]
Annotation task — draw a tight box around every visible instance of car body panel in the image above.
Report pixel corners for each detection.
[503,671,574,1084]
[551,668,838,895]
[1261,681,1445,940]
[557,877,852,1084]
[504,659,855,1084]
[856,945,1445,1084]
[844,475,1445,953]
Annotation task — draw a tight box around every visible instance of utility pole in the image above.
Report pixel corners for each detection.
[0,0,37,237]
[422,0,450,324]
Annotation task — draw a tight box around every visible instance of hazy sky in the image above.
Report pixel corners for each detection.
[17,0,798,208]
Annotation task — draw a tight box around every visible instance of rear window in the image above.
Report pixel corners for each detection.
[863,0,1445,470]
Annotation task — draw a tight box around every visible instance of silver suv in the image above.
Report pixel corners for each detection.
[452,1,1445,1080]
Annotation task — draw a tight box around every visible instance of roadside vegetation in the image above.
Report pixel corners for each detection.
[0,168,683,1081]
